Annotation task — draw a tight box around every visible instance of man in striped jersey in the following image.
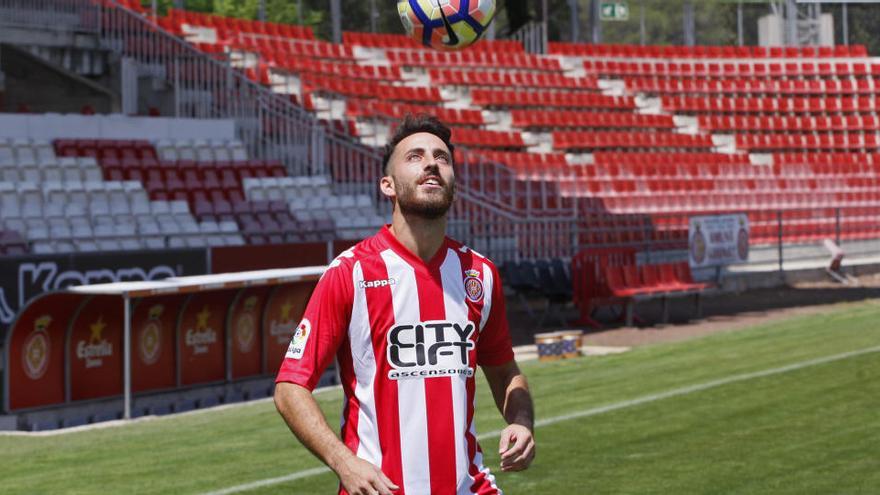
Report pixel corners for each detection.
[275,114,535,495]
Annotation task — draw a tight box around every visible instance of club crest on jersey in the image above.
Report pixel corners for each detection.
[285,318,311,360]
[463,269,483,303]
[386,320,475,380]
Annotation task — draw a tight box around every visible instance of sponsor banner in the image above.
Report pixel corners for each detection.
[210,243,328,274]
[386,321,476,381]
[131,296,182,393]
[262,282,315,374]
[6,293,84,411]
[0,249,207,329]
[227,287,270,379]
[689,214,750,268]
[67,295,123,401]
[177,290,236,386]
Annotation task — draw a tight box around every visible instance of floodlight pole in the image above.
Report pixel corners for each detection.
[590,0,602,44]
[737,1,744,46]
[683,0,695,46]
[785,0,798,46]
[330,0,342,44]
[123,293,131,420]
[567,0,580,42]
[640,0,646,45]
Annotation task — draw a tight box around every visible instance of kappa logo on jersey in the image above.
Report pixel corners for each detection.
[386,320,475,380]
[285,318,311,360]
[463,269,484,302]
[359,277,397,289]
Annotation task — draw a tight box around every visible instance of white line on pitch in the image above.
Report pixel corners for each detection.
[0,386,344,438]
[201,344,880,495]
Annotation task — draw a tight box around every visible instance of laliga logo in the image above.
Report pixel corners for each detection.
[76,315,113,369]
[285,318,311,360]
[270,300,297,345]
[139,304,163,366]
[22,314,52,380]
[386,321,475,380]
[235,295,259,353]
[185,307,217,355]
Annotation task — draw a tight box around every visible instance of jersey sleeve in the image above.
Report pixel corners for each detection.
[275,257,354,390]
[476,261,515,367]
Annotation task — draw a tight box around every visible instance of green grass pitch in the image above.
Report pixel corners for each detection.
[2,300,878,494]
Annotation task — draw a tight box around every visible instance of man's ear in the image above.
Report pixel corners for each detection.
[379,175,395,200]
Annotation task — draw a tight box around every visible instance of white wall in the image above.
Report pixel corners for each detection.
[0,113,236,141]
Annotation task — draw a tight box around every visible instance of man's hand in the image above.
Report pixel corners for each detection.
[275,383,398,494]
[498,423,535,472]
[335,454,399,495]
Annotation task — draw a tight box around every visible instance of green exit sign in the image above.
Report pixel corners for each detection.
[601,1,630,21]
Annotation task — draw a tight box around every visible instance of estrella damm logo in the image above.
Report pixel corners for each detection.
[185,307,217,355]
[76,315,113,368]
[386,320,475,380]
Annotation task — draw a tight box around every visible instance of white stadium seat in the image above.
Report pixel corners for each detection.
[150,201,172,215]
[144,237,166,249]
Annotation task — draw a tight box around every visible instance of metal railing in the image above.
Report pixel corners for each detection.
[98,2,324,177]
[0,0,98,32]
[573,205,880,270]
[450,193,579,263]
[509,20,547,55]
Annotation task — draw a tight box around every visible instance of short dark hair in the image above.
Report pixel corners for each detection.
[382,113,454,175]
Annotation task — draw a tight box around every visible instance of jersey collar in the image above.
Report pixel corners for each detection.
[378,224,451,272]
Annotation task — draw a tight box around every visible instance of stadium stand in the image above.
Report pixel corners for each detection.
[142,8,879,257]
[5,1,880,429]
[0,111,389,254]
[1,2,877,294]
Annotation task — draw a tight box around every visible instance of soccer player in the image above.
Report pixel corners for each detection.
[274,114,535,495]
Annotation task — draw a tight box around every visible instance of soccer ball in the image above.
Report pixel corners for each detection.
[398,0,496,51]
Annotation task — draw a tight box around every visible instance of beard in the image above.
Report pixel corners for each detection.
[393,176,455,220]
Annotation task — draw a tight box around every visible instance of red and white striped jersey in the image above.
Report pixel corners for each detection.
[277,225,514,495]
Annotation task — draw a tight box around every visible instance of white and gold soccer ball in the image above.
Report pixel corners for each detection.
[397,0,496,51]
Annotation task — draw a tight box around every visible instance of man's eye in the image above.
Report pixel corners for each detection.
[435,155,449,164]
[407,154,421,162]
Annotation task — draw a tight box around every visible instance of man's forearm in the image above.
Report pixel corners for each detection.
[502,374,534,430]
[274,382,355,471]
[484,362,535,430]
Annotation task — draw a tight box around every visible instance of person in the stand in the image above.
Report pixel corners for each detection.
[274,114,535,495]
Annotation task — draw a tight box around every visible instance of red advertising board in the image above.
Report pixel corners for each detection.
[131,296,181,393]
[177,290,235,386]
[67,295,123,402]
[227,287,270,379]
[6,293,84,411]
[262,282,315,374]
